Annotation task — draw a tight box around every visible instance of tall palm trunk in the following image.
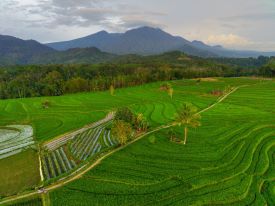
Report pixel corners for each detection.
[184,127,188,145]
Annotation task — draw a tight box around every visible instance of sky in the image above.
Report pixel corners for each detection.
[0,0,275,51]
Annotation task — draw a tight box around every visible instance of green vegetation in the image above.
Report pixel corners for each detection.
[260,57,275,77]
[41,120,118,182]
[0,52,254,99]
[210,56,271,70]
[0,78,224,142]
[111,120,133,145]
[4,196,42,206]
[47,78,275,205]
[0,77,274,205]
[0,149,40,197]
[175,103,201,144]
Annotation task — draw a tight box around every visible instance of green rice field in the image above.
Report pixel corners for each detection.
[0,77,274,205]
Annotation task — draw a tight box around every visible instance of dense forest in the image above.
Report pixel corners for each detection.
[0,52,273,99]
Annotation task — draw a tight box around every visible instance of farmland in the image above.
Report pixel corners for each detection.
[41,113,117,181]
[0,79,220,142]
[0,149,40,197]
[0,125,40,198]
[48,79,275,205]
[0,78,274,205]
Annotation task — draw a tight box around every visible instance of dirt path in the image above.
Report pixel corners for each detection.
[44,112,114,151]
[0,86,243,205]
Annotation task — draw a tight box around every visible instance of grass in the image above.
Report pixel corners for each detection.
[4,196,42,206]
[0,78,258,142]
[1,77,274,205]
[47,78,275,205]
[0,149,40,198]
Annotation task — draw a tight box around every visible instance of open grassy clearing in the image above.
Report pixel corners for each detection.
[0,78,258,142]
[0,149,40,198]
[48,79,275,205]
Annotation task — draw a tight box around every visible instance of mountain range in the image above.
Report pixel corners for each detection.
[1,26,275,66]
[47,27,275,58]
[0,35,116,65]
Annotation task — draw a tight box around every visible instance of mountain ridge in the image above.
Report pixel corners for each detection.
[46,26,275,58]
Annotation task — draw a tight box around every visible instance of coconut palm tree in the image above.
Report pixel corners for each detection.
[175,103,201,145]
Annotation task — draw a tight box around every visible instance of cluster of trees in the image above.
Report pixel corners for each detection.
[259,58,275,77]
[111,107,148,145]
[210,56,271,70]
[0,52,253,99]
[112,103,202,146]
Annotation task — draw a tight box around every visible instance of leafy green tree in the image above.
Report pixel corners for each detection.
[175,103,201,145]
[115,107,135,124]
[65,77,89,93]
[111,120,133,145]
[42,71,64,96]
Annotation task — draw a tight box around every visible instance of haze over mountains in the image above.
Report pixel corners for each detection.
[47,27,275,58]
[1,26,275,66]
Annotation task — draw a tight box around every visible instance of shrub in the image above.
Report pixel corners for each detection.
[114,107,135,124]
[42,100,51,109]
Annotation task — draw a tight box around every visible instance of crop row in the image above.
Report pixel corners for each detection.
[42,147,77,180]
[44,112,114,151]
[70,125,104,161]
[0,125,34,160]
[103,129,117,147]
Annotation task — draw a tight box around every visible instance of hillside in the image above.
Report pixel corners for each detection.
[47,27,217,57]
[1,28,275,66]
[0,35,55,65]
[32,47,117,65]
[0,35,116,66]
[46,27,275,58]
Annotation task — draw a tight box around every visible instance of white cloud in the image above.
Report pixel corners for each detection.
[1,0,275,51]
[206,34,251,47]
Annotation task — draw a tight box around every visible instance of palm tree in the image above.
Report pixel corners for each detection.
[175,103,201,145]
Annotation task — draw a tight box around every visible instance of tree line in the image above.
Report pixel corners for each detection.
[0,59,257,99]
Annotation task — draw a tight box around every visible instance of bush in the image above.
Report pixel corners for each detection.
[114,107,135,124]
[42,100,51,109]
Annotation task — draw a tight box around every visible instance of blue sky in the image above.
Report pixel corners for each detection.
[0,0,275,51]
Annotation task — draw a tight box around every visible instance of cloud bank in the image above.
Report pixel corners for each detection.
[0,0,275,51]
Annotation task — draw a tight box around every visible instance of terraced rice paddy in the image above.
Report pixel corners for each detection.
[0,149,40,197]
[0,125,35,159]
[0,78,246,142]
[49,79,275,205]
[0,125,39,198]
[1,78,274,205]
[5,197,42,206]
[42,117,118,181]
